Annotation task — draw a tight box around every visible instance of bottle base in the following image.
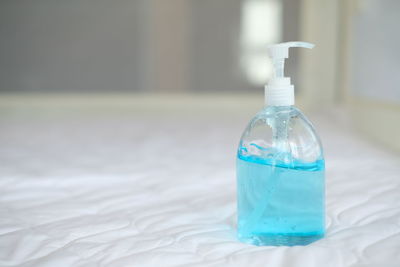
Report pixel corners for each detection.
[238,233,324,246]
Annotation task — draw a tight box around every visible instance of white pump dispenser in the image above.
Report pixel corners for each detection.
[265,41,314,106]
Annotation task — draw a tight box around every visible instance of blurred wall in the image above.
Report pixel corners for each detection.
[0,0,253,93]
[0,0,301,93]
[346,0,400,151]
[0,0,151,92]
[190,0,247,92]
[351,0,400,103]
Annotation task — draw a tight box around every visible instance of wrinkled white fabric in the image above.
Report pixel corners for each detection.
[0,104,399,267]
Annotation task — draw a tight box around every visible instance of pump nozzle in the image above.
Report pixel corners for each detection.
[268,41,314,60]
[265,41,315,106]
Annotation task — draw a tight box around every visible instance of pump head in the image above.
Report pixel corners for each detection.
[265,41,314,106]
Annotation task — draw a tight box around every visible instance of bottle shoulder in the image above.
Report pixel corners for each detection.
[252,106,309,123]
[238,105,324,165]
[246,106,320,139]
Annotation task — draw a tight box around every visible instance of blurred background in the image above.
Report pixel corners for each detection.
[0,0,399,152]
[2,2,400,264]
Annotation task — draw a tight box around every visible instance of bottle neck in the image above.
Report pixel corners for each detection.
[263,105,294,111]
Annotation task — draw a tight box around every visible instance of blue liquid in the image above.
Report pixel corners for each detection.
[237,154,325,246]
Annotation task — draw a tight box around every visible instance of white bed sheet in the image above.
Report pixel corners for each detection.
[1,102,400,267]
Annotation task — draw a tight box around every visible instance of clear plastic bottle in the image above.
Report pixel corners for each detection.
[236,42,325,246]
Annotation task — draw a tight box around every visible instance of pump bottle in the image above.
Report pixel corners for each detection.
[236,42,325,246]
